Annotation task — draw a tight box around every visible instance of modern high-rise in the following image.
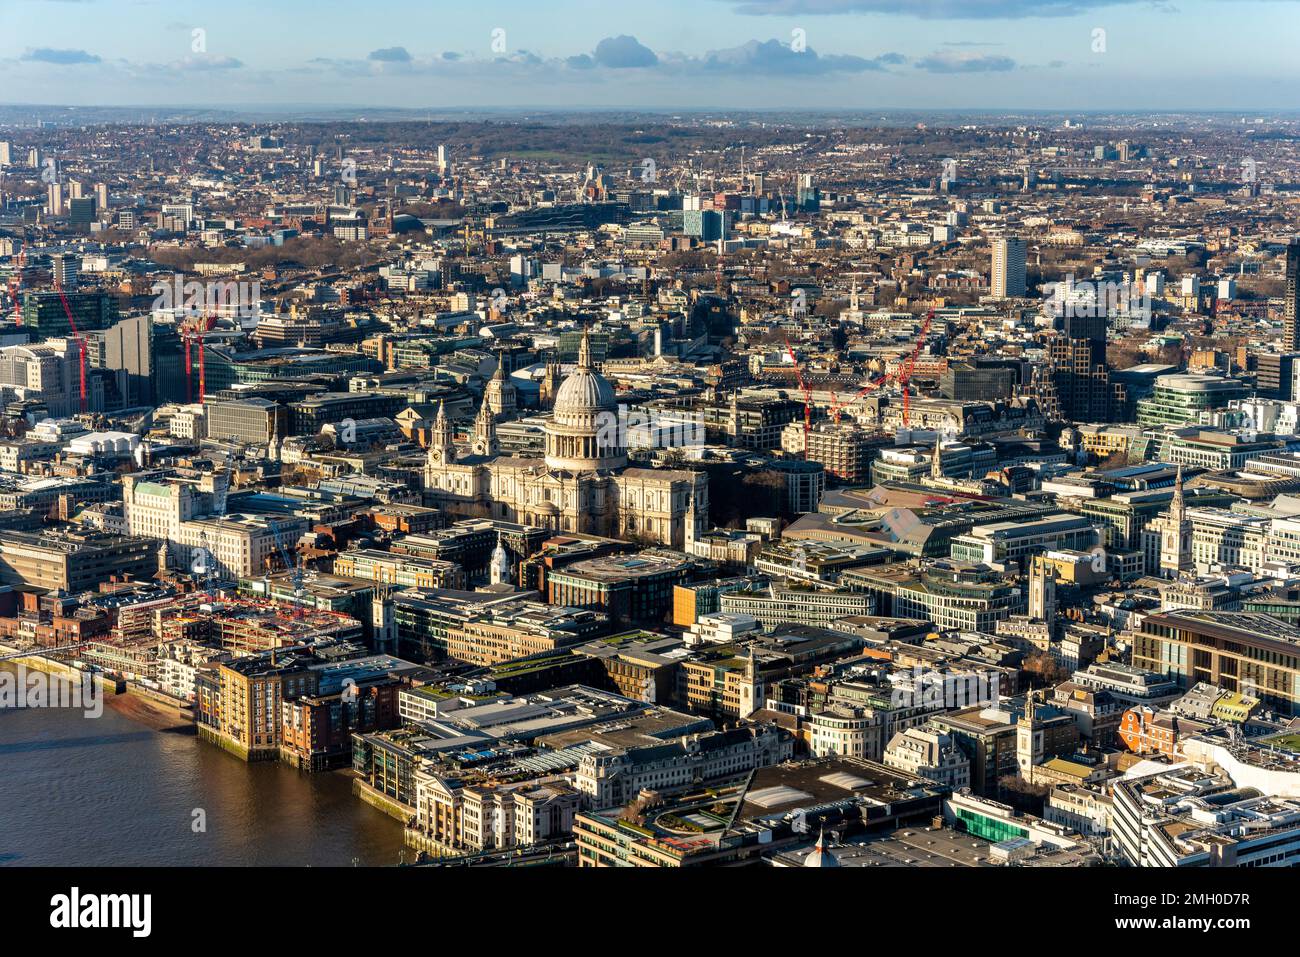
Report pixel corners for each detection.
[50,253,78,289]
[1285,240,1300,351]
[1255,352,1300,401]
[796,172,819,212]
[1043,308,1112,423]
[991,237,1027,298]
[92,314,154,407]
[20,291,118,339]
[68,197,96,230]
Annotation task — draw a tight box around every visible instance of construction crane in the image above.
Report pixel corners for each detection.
[828,373,890,425]
[195,529,216,594]
[824,308,937,427]
[51,274,88,411]
[180,313,216,405]
[7,242,26,326]
[783,333,813,458]
[269,520,306,617]
[896,309,936,428]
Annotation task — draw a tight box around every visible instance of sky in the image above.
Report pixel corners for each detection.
[0,0,1296,112]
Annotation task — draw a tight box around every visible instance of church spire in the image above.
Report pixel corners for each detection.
[1170,463,1186,517]
[1160,463,1193,579]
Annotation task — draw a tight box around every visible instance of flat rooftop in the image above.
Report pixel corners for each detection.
[773,827,1096,867]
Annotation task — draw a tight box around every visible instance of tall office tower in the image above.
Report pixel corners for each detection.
[1255,352,1300,401]
[94,182,109,212]
[47,182,63,216]
[437,144,450,176]
[68,198,96,231]
[795,173,819,212]
[1041,306,1111,424]
[51,253,79,289]
[0,142,10,167]
[991,237,1027,298]
[1285,240,1300,350]
[95,313,154,406]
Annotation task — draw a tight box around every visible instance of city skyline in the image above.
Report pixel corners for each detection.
[3,0,1300,923]
[2,0,1300,111]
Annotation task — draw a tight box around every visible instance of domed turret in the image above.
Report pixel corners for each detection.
[803,828,840,868]
[485,355,517,418]
[490,536,512,585]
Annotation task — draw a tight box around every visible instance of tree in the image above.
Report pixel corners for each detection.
[998,774,1050,815]
[661,447,687,469]
[1023,649,1069,687]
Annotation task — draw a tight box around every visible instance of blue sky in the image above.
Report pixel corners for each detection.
[0,0,1295,111]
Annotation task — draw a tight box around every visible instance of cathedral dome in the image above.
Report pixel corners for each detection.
[553,333,615,415]
[554,367,615,414]
[544,330,626,472]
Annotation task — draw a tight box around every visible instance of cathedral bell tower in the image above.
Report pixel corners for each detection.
[540,360,561,410]
[428,400,456,467]
[470,398,499,458]
[485,355,517,418]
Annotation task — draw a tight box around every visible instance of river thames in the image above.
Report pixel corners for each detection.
[0,674,406,867]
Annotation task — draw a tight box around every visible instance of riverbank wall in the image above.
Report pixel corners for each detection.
[0,643,125,695]
[353,777,414,824]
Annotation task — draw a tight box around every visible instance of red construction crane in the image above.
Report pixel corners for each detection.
[181,314,216,404]
[896,309,935,427]
[183,331,192,404]
[824,309,936,427]
[828,374,891,425]
[51,275,87,411]
[783,333,813,457]
[8,244,26,326]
